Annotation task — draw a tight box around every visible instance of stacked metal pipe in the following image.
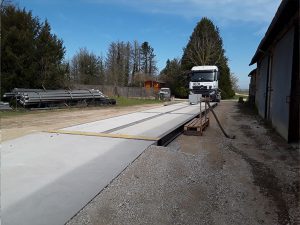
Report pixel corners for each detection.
[3,88,116,108]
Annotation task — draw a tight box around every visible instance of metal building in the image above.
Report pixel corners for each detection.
[249,0,299,142]
[248,68,256,105]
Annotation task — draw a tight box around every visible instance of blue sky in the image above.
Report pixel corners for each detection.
[17,0,281,89]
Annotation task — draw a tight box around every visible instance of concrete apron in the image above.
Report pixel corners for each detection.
[1,102,214,225]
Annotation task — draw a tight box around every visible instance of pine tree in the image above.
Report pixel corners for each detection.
[70,48,103,85]
[140,42,150,75]
[36,20,66,88]
[105,42,118,85]
[131,40,140,82]
[124,42,131,85]
[181,17,234,99]
[1,3,66,94]
[140,41,157,76]
[1,4,40,93]
[160,58,187,98]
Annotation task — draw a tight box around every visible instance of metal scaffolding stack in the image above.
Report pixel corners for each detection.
[3,88,116,108]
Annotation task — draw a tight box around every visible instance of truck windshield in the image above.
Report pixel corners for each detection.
[190,72,215,82]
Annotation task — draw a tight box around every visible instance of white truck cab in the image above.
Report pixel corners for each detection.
[159,88,171,100]
[189,65,221,104]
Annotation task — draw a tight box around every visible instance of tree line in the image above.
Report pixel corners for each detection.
[70,41,157,87]
[1,2,235,99]
[1,3,158,95]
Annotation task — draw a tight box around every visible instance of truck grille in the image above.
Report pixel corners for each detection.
[192,86,212,95]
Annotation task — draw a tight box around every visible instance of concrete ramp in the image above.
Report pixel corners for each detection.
[2,133,153,225]
[1,102,215,225]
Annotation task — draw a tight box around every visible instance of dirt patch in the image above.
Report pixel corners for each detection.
[229,102,300,225]
[1,104,162,141]
[227,143,291,225]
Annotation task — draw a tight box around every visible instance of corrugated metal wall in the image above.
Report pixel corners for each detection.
[256,57,268,118]
[269,28,294,140]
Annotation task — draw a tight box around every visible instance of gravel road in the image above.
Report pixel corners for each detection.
[67,101,299,225]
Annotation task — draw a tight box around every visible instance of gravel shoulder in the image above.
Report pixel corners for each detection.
[67,101,299,225]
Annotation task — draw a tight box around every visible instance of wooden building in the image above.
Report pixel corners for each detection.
[144,80,165,91]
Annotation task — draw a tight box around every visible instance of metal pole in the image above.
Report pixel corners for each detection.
[205,97,207,122]
[199,95,202,125]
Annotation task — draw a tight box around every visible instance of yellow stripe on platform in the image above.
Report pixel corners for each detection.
[44,130,159,141]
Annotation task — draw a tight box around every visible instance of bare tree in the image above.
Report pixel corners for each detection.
[230,73,239,92]
[149,47,157,76]
[131,40,141,83]
[106,42,118,85]
[70,48,104,85]
[1,0,13,8]
[106,41,132,86]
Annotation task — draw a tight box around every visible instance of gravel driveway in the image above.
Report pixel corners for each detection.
[67,101,299,225]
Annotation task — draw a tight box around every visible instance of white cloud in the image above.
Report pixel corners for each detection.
[90,0,281,23]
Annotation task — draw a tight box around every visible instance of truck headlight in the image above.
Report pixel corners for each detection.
[209,90,215,95]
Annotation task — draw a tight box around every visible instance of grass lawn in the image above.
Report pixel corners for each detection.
[0,109,31,118]
[232,92,249,100]
[114,96,161,107]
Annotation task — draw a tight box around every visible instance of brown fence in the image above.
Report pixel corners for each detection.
[74,84,158,99]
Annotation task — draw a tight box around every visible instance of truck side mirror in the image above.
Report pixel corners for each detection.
[217,72,220,80]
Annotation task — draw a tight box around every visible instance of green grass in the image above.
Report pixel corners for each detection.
[231,92,249,100]
[114,96,161,107]
[0,109,30,118]
[232,95,246,100]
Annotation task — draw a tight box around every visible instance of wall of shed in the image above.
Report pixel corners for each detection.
[255,57,268,118]
[269,27,294,140]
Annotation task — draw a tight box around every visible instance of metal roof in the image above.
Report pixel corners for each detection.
[248,68,257,77]
[249,0,299,66]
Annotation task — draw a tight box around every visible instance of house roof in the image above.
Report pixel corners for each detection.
[249,0,299,66]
